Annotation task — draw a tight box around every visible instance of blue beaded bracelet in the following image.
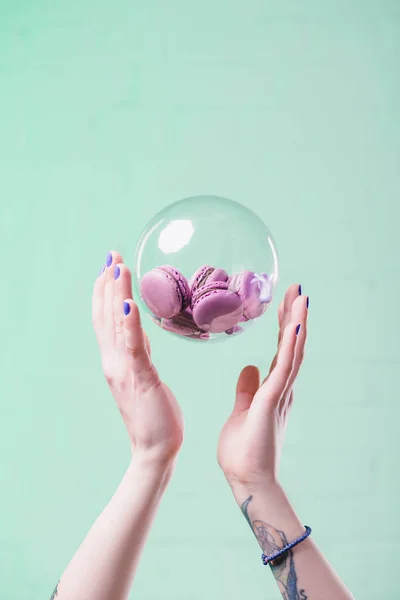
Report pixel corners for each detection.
[262,526,312,566]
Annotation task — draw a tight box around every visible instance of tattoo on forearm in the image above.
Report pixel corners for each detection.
[241,496,307,600]
[50,582,59,599]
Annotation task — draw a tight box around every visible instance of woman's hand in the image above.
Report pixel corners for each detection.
[93,251,184,465]
[217,287,355,600]
[218,284,308,491]
[52,251,185,600]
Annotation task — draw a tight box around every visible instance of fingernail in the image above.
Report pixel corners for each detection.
[306,296,310,309]
[98,264,106,276]
[114,265,120,280]
[106,252,112,267]
[124,301,130,316]
[298,284,302,295]
[296,324,301,335]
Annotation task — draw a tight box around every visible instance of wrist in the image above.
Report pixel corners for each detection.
[225,474,282,505]
[128,450,177,490]
[229,479,305,543]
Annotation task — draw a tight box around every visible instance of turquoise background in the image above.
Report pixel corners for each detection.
[1,1,399,598]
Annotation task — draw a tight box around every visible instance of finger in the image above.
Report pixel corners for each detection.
[123,299,159,388]
[144,332,152,359]
[278,284,301,345]
[284,295,309,405]
[266,284,301,379]
[92,260,107,346]
[268,352,278,379]
[113,263,133,354]
[233,366,260,413]
[254,322,299,410]
[277,300,284,339]
[104,250,123,345]
[264,301,285,378]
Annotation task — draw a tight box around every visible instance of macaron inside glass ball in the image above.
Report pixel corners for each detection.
[162,308,209,339]
[189,265,229,295]
[191,281,243,333]
[229,270,272,320]
[140,265,190,319]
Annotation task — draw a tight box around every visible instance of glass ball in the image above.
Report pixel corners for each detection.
[133,195,279,342]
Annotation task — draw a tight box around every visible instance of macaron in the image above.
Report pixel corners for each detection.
[189,265,229,295]
[140,265,190,319]
[225,325,244,335]
[192,281,243,333]
[229,271,271,320]
[162,309,209,339]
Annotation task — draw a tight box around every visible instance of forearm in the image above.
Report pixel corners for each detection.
[54,453,175,600]
[230,481,354,600]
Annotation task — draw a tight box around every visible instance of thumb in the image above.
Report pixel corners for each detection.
[233,365,260,414]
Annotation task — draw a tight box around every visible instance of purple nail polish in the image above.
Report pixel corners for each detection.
[106,252,112,267]
[298,285,302,295]
[98,264,106,276]
[296,324,301,335]
[306,296,309,309]
[114,265,120,280]
[124,301,130,316]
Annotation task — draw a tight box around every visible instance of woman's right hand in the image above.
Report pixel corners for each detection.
[217,284,309,492]
[217,287,355,600]
[92,251,184,465]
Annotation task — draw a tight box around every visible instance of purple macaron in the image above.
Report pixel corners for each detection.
[140,265,191,319]
[192,281,243,333]
[229,271,271,320]
[162,309,209,339]
[189,265,229,295]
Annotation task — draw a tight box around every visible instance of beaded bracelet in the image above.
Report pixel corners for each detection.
[262,526,312,566]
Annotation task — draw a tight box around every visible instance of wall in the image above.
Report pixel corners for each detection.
[0,1,399,598]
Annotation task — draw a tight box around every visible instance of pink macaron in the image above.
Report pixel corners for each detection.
[229,271,271,320]
[189,265,229,295]
[140,265,191,319]
[192,281,243,333]
[162,309,209,339]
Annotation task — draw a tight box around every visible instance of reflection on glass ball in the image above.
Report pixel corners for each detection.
[133,195,279,342]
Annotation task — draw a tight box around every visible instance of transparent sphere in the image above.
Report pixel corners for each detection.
[133,195,279,342]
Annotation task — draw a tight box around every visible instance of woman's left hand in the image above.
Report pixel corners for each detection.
[93,251,184,466]
[51,251,185,600]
